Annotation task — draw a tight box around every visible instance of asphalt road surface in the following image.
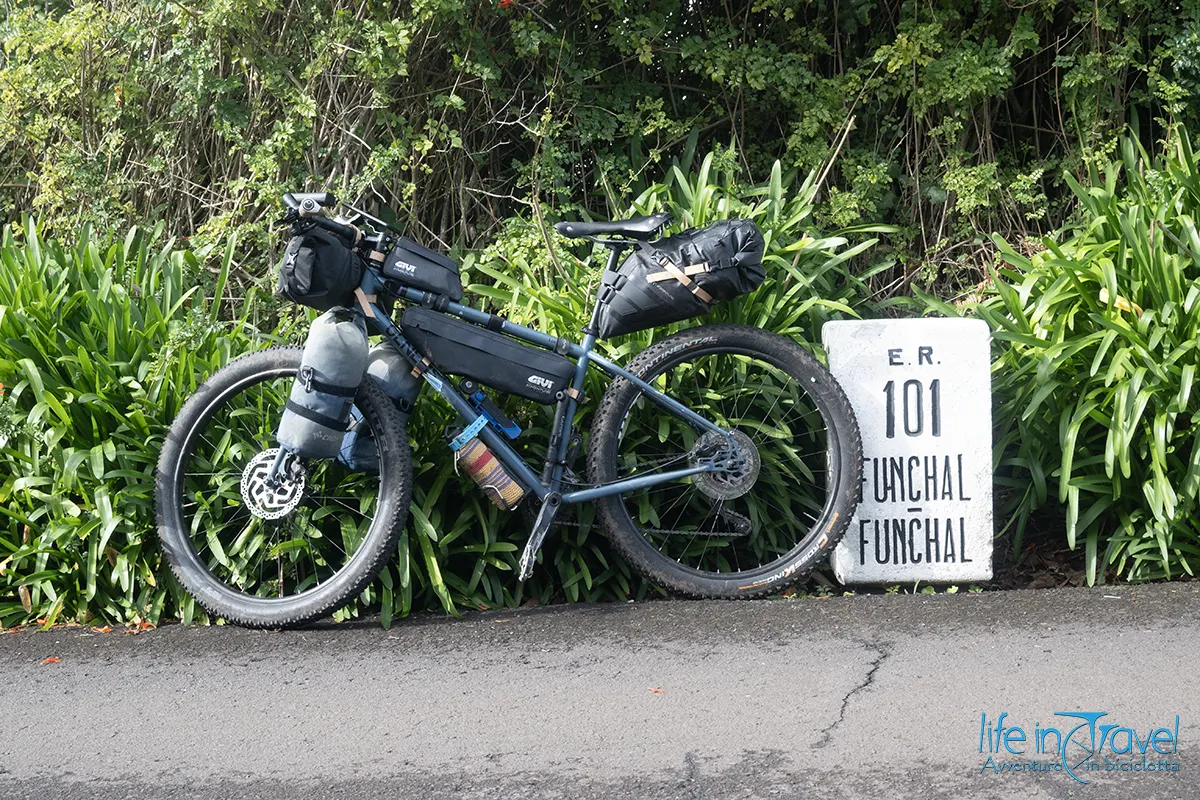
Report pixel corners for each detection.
[1,583,1196,799]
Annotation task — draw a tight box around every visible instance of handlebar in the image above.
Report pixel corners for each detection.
[308,214,362,248]
[282,191,336,211]
[280,191,382,251]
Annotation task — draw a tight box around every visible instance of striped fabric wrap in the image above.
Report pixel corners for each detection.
[455,438,525,510]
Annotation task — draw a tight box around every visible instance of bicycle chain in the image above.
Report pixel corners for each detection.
[544,462,752,538]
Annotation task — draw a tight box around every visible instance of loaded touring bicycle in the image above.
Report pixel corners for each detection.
[155,192,862,627]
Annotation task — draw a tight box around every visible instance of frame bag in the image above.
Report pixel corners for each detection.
[277,229,363,312]
[400,307,574,403]
[594,219,765,338]
[382,238,463,301]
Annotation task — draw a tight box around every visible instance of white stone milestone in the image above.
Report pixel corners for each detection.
[822,318,993,583]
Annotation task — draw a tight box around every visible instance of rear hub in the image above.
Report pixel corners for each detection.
[693,430,761,500]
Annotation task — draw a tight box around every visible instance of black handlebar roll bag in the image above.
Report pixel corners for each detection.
[594,219,766,339]
[277,229,363,312]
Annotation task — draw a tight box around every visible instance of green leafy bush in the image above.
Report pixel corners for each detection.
[0,220,296,625]
[0,0,1195,273]
[977,126,1200,584]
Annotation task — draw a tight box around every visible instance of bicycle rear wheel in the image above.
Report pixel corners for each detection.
[587,324,861,598]
[155,346,411,627]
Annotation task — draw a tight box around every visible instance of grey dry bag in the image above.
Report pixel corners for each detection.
[276,308,369,459]
[337,342,424,473]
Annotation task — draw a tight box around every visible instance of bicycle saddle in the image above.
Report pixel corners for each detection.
[554,213,672,241]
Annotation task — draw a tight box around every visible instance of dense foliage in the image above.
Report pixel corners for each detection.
[2,0,1198,624]
[1,0,1196,281]
[0,152,888,626]
[963,125,1200,585]
[0,223,290,624]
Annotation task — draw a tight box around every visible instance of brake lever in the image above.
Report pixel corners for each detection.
[274,210,300,227]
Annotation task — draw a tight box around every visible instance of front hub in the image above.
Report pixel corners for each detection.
[240,448,307,520]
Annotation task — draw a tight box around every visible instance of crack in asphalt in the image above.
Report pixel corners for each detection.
[813,640,891,749]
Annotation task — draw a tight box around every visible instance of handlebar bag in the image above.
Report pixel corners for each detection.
[400,307,574,404]
[594,219,766,339]
[383,238,463,301]
[277,229,363,312]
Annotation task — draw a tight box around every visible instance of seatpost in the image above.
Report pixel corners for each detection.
[585,239,632,334]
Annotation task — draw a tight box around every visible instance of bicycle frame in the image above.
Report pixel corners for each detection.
[354,245,732,505]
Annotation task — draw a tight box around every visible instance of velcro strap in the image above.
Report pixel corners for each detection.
[285,399,348,432]
[657,257,713,304]
[421,294,451,311]
[646,263,709,283]
[299,366,358,397]
[486,314,507,332]
[354,287,377,318]
[565,386,585,403]
[450,416,488,451]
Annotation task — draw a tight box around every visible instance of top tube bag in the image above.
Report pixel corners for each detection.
[594,219,765,339]
[382,238,463,301]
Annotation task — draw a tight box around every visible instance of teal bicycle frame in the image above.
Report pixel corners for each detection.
[356,245,732,505]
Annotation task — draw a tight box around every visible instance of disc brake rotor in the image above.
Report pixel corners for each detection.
[693,430,761,500]
[240,448,307,520]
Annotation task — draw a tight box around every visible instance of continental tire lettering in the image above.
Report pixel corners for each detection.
[738,561,804,590]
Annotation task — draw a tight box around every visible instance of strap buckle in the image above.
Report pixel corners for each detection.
[450,416,489,451]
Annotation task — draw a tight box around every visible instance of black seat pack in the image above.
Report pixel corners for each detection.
[594,219,765,339]
[277,229,364,312]
[400,307,574,403]
[382,238,463,301]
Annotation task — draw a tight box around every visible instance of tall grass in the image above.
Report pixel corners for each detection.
[0,220,288,626]
[976,126,1200,584]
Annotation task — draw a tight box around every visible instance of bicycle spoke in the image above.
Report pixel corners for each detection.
[176,369,381,602]
[614,348,835,576]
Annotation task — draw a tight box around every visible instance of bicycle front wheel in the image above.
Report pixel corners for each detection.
[155,346,411,627]
[587,324,861,598]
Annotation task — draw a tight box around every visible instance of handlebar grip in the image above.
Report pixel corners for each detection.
[310,215,361,248]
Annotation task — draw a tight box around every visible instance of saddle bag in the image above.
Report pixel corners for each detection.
[594,219,766,339]
[277,229,363,312]
[400,307,574,404]
[382,238,463,301]
[276,308,369,459]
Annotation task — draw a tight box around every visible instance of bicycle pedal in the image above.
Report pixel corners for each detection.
[519,493,561,581]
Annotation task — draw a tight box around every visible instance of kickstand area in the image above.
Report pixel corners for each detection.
[519,493,561,581]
